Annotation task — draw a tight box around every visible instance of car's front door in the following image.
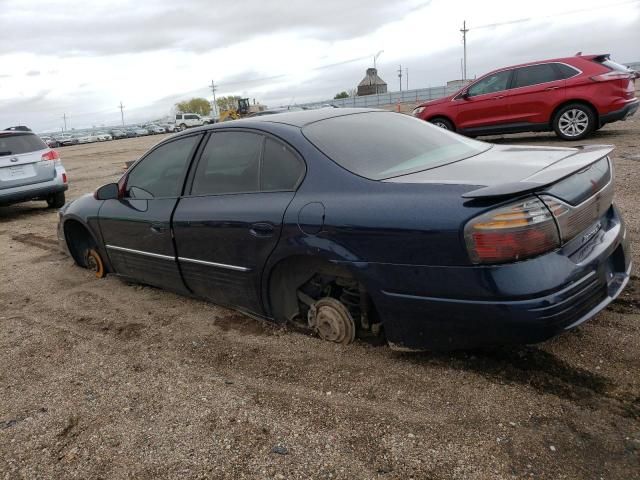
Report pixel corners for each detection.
[172,130,305,314]
[454,69,513,130]
[506,63,568,124]
[98,133,202,292]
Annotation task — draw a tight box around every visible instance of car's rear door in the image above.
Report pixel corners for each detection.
[454,69,513,130]
[506,63,571,124]
[98,133,203,292]
[172,130,305,314]
[0,133,55,191]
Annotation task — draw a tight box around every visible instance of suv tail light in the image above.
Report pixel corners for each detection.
[464,197,560,264]
[41,149,59,161]
[590,71,632,82]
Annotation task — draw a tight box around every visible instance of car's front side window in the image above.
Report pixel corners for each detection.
[191,131,263,196]
[467,70,511,97]
[126,135,200,199]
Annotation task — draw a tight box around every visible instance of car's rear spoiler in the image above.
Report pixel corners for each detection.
[462,145,614,199]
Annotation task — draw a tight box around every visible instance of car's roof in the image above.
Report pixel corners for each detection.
[245,107,380,127]
[179,109,380,136]
[485,53,606,76]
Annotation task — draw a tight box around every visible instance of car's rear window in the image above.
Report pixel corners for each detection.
[302,112,490,180]
[0,133,47,156]
[595,57,632,73]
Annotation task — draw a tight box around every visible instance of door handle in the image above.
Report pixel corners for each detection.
[492,95,505,100]
[545,86,559,91]
[150,223,166,234]
[249,222,275,237]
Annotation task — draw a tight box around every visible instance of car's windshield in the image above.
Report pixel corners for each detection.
[0,133,47,156]
[302,111,491,180]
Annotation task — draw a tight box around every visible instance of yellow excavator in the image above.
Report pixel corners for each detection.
[220,98,265,122]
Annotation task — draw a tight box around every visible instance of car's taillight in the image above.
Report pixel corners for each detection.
[62,173,68,184]
[41,149,59,161]
[590,71,631,82]
[464,197,560,264]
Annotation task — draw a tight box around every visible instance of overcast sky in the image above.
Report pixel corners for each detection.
[1,0,638,132]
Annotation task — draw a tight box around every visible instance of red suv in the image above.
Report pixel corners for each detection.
[413,54,638,140]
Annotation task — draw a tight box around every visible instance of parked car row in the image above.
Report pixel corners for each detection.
[40,123,178,147]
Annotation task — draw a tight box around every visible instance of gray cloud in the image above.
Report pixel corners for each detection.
[1,1,638,132]
[0,0,429,56]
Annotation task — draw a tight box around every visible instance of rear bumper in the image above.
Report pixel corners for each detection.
[600,99,639,124]
[0,167,68,206]
[364,205,631,351]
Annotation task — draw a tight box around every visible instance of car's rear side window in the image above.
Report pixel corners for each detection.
[262,138,304,191]
[513,63,559,88]
[303,112,490,180]
[0,133,47,156]
[554,63,580,79]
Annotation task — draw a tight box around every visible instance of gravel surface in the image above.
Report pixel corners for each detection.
[1,118,639,479]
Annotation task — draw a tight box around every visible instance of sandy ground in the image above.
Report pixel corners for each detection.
[1,117,639,480]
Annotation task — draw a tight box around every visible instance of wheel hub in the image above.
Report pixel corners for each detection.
[308,297,356,345]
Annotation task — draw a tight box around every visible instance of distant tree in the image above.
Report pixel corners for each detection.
[334,91,349,99]
[216,95,242,112]
[175,98,212,116]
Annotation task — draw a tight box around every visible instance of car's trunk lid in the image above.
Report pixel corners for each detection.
[384,144,614,201]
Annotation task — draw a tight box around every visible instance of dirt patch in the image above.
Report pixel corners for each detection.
[608,275,640,314]
[214,313,278,336]
[1,125,640,479]
[12,232,61,253]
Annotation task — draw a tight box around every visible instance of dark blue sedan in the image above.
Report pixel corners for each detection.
[57,108,631,350]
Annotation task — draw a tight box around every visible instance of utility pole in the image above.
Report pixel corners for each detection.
[118,101,125,127]
[398,65,403,92]
[62,113,67,132]
[210,80,218,119]
[460,20,469,81]
[405,67,409,91]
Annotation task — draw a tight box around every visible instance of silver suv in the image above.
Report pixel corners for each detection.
[175,113,204,130]
[0,128,68,208]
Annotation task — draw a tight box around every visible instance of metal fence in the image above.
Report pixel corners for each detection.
[297,85,462,110]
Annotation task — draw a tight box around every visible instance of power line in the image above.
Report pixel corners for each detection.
[474,0,640,29]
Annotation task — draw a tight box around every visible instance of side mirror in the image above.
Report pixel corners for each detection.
[461,90,470,99]
[94,183,120,200]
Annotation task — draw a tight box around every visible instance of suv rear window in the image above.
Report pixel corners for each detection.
[594,56,632,73]
[0,133,47,156]
[303,112,490,180]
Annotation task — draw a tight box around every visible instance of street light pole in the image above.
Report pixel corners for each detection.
[460,20,469,81]
[210,80,218,119]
